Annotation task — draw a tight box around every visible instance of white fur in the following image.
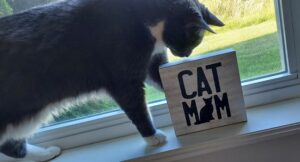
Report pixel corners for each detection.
[0,144,61,162]
[21,144,61,162]
[146,21,168,146]
[0,90,112,161]
[0,109,54,146]
[0,90,111,145]
[149,21,167,56]
[144,129,167,146]
[0,153,16,162]
[146,20,168,89]
[0,104,60,162]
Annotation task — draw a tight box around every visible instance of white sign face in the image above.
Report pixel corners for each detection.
[159,49,247,136]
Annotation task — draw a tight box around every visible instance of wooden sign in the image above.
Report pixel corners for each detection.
[159,49,247,136]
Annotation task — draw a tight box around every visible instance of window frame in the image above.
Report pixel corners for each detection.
[30,0,300,149]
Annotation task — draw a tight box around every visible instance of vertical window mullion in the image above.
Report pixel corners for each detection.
[289,0,300,74]
[274,0,287,73]
[279,0,298,74]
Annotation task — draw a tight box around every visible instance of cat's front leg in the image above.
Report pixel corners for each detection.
[0,139,61,162]
[147,53,169,90]
[109,83,166,146]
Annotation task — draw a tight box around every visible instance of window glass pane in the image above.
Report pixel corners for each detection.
[146,0,284,107]
[1,0,284,125]
[0,0,56,17]
[188,0,284,81]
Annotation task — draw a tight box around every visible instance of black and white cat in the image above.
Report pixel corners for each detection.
[0,0,223,161]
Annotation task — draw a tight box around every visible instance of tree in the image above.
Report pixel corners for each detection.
[0,0,12,17]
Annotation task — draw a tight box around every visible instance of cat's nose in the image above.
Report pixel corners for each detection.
[171,49,192,57]
[183,49,192,57]
[183,53,189,57]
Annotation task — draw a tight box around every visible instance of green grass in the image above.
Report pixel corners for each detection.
[201,0,275,20]
[169,20,282,79]
[231,33,282,79]
[52,99,118,123]
[0,0,12,17]
[144,84,165,103]
[201,0,276,33]
[203,21,282,79]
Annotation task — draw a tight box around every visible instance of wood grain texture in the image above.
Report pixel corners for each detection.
[160,49,247,136]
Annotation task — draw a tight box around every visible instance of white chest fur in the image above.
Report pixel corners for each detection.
[149,21,167,55]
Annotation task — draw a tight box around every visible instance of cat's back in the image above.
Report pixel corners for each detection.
[0,0,144,53]
[0,0,82,47]
[0,0,154,86]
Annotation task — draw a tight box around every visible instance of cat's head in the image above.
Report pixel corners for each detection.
[163,0,224,57]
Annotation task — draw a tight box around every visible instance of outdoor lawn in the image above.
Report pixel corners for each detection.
[1,0,281,123]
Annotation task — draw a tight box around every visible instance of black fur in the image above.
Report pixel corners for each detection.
[0,0,223,158]
[0,0,158,136]
[0,139,27,158]
[148,52,169,89]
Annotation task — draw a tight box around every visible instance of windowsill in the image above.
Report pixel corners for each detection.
[50,97,300,162]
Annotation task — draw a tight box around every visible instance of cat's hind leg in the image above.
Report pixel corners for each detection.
[0,139,61,162]
[109,83,166,146]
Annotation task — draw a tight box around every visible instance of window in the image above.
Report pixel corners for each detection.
[1,0,300,148]
[49,0,285,124]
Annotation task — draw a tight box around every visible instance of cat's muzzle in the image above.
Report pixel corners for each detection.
[171,49,193,57]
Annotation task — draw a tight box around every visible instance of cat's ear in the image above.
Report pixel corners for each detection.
[195,1,224,29]
[197,2,224,26]
[201,7,224,27]
[199,20,216,34]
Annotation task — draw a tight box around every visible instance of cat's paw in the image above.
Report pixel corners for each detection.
[144,129,167,146]
[24,144,61,162]
[45,146,61,160]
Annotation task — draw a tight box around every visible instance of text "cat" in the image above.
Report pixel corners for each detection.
[177,62,232,126]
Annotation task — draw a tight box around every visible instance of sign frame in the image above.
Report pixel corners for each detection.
[159,49,247,136]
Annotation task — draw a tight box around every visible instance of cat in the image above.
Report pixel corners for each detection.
[0,0,224,161]
[199,97,215,123]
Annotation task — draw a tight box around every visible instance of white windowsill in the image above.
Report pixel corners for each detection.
[50,97,300,162]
